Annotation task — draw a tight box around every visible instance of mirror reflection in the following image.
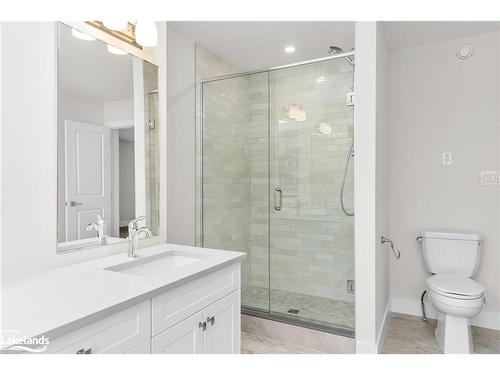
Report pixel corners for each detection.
[57,23,160,252]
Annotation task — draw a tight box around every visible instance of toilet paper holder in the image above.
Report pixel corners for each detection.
[381,236,401,259]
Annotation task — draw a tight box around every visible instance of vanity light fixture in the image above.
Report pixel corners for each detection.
[318,122,332,135]
[101,20,129,31]
[71,28,96,41]
[85,21,158,49]
[284,45,296,54]
[135,21,158,47]
[284,104,306,122]
[107,44,128,55]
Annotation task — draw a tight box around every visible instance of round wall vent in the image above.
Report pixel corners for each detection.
[456,44,473,60]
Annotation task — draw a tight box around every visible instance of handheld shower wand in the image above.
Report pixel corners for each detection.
[340,141,354,217]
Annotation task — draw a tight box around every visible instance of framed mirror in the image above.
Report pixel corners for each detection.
[57,23,160,252]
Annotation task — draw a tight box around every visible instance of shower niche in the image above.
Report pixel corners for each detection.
[199,56,354,336]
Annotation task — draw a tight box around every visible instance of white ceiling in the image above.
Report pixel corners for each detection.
[169,21,355,71]
[59,23,134,104]
[383,21,500,51]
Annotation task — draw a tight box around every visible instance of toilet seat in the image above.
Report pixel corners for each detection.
[426,274,485,300]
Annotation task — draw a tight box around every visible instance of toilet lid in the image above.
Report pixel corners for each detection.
[426,274,485,299]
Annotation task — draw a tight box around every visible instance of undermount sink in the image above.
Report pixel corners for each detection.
[104,251,207,277]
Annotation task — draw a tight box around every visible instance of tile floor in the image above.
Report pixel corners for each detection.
[242,285,355,330]
[382,313,500,354]
[241,312,500,354]
[241,314,354,354]
[241,332,324,354]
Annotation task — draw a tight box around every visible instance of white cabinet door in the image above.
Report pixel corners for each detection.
[152,311,204,354]
[203,291,240,354]
[126,340,151,354]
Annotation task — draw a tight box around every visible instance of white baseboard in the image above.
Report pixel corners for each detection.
[355,339,378,354]
[355,299,391,354]
[391,295,500,330]
[376,300,391,353]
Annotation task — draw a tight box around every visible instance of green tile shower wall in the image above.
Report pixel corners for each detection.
[144,62,160,235]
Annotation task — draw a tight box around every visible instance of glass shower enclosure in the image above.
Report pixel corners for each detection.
[199,55,355,336]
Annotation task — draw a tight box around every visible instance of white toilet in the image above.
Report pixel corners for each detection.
[420,230,485,354]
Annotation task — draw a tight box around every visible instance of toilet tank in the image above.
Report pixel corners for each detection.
[420,230,481,276]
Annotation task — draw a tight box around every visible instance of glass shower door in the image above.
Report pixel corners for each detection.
[201,72,270,314]
[268,59,355,331]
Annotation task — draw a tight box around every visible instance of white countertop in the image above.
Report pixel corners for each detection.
[1,243,245,347]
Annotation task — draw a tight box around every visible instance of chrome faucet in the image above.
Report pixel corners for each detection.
[85,213,107,246]
[127,216,153,258]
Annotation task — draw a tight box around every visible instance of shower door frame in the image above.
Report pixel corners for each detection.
[196,52,355,338]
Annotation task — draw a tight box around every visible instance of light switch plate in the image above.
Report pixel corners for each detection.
[480,171,500,186]
[442,152,452,165]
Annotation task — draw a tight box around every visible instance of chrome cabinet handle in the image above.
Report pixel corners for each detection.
[199,321,207,331]
[69,201,83,207]
[207,316,215,326]
[274,187,282,211]
[76,348,92,354]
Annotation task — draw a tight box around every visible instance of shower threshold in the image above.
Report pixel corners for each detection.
[241,306,354,339]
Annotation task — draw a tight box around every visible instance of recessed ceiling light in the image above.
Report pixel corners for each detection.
[284,46,296,54]
[71,28,96,41]
[106,44,127,55]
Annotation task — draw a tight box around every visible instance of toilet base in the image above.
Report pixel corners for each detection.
[435,313,473,354]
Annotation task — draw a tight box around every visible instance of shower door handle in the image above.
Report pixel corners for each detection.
[274,187,282,211]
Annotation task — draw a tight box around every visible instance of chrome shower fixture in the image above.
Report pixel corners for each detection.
[328,45,354,66]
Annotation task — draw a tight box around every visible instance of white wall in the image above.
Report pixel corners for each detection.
[103,99,134,125]
[354,22,390,353]
[388,31,500,330]
[1,22,167,277]
[166,26,196,246]
[374,23,390,347]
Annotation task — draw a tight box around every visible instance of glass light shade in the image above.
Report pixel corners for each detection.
[102,20,129,31]
[71,28,96,41]
[106,44,127,55]
[319,122,332,135]
[287,104,306,122]
[135,21,158,47]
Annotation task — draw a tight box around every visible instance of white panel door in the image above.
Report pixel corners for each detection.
[203,292,240,354]
[151,311,204,354]
[65,120,111,241]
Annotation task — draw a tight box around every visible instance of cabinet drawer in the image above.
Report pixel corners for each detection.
[46,301,150,354]
[152,264,239,335]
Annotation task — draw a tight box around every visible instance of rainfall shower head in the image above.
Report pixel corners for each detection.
[329,45,354,67]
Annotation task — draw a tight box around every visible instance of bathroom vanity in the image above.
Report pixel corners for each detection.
[1,244,245,354]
